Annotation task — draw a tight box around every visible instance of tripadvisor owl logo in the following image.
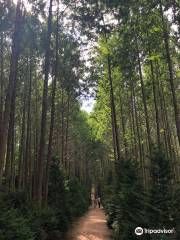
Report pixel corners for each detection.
[135,227,144,235]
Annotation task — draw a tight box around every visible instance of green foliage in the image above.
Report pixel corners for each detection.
[103,159,149,240]
[0,191,29,210]
[148,147,175,239]
[67,178,90,218]
[0,208,35,240]
[102,149,178,240]
[0,157,90,240]
[30,207,61,240]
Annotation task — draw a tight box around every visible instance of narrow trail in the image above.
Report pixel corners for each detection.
[65,208,112,240]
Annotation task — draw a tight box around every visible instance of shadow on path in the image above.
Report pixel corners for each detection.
[64,208,112,240]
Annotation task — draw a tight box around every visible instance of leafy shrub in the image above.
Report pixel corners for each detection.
[67,178,90,218]
[48,156,90,221]
[103,159,150,240]
[103,148,177,240]
[0,156,91,240]
[150,147,173,227]
[0,208,35,240]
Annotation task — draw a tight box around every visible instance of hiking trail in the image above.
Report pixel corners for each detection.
[65,208,112,240]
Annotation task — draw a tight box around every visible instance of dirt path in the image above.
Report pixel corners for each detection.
[65,208,112,240]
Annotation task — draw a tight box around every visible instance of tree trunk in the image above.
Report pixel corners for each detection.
[129,88,138,160]
[0,0,22,185]
[136,42,152,156]
[64,91,70,170]
[149,59,160,147]
[5,104,13,190]
[159,0,180,145]
[35,0,53,207]
[107,55,121,163]
[24,58,32,192]
[44,3,59,205]
[131,81,145,184]
[156,62,176,159]
[5,87,16,191]
[10,117,15,192]
[61,88,65,166]
[119,92,128,159]
[18,80,26,191]
[0,33,4,130]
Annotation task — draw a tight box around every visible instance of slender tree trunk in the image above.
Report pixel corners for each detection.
[159,0,180,145]
[149,59,160,147]
[129,89,138,160]
[136,42,152,156]
[107,55,121,162]
[61,88,65,166]
[0,33,4,129]
[44,3,59,205]
[5,88,16,191]
[155,62,179,182]
[64,91,70,170]
[131,81,145,184]
[119,92,128,159]
[10,118,15,191]
[156,62,176,159]
[158,74,178,180]
[29,123,33,199]
[0,1,22,185]
[18,81,26,190]
[33,74,40,199]
[5,107,13,190]
[35,0,53,207]
[24,58,32,191]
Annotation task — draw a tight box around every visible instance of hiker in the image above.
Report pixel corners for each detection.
[91,194,96,208]
[97,196,101,208]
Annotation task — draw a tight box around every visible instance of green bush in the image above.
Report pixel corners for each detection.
[0,208,35,240]
[103,148,177,240]
[103,159,150,240]
[0,156,91,240]
[150,148,173,227]
[67,178,90,218]
[48,156,90,221]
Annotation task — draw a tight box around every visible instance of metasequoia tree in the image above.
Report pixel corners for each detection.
[34,0,53,206]
[0,0,23,185]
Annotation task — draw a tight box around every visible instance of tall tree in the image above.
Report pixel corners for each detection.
[44,1,59,204]
[159,0,180,144]
[35,0,53,206]
[0,0,23,185]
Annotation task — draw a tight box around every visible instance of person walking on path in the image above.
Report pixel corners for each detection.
[97,196,101,208]
[91,194,97,208]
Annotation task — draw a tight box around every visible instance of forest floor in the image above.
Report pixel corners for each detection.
[64,208,112,240]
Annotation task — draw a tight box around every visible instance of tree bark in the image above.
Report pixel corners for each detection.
[24,58,32,192]
[107,55,121,163]
[18,79,27,191]
[0,33,4,130]
[149,59,160,147]
[44,3,59,205]
[130,87,138,160]
[136,42,152,156]
[35,0,53,207]
[5,85,16,191]
[0,0,22,185]
[159,0,180,145]
[131,81,145,184]
[119,92,128,159]
[64,91,70,170]
[61,88,65,166]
